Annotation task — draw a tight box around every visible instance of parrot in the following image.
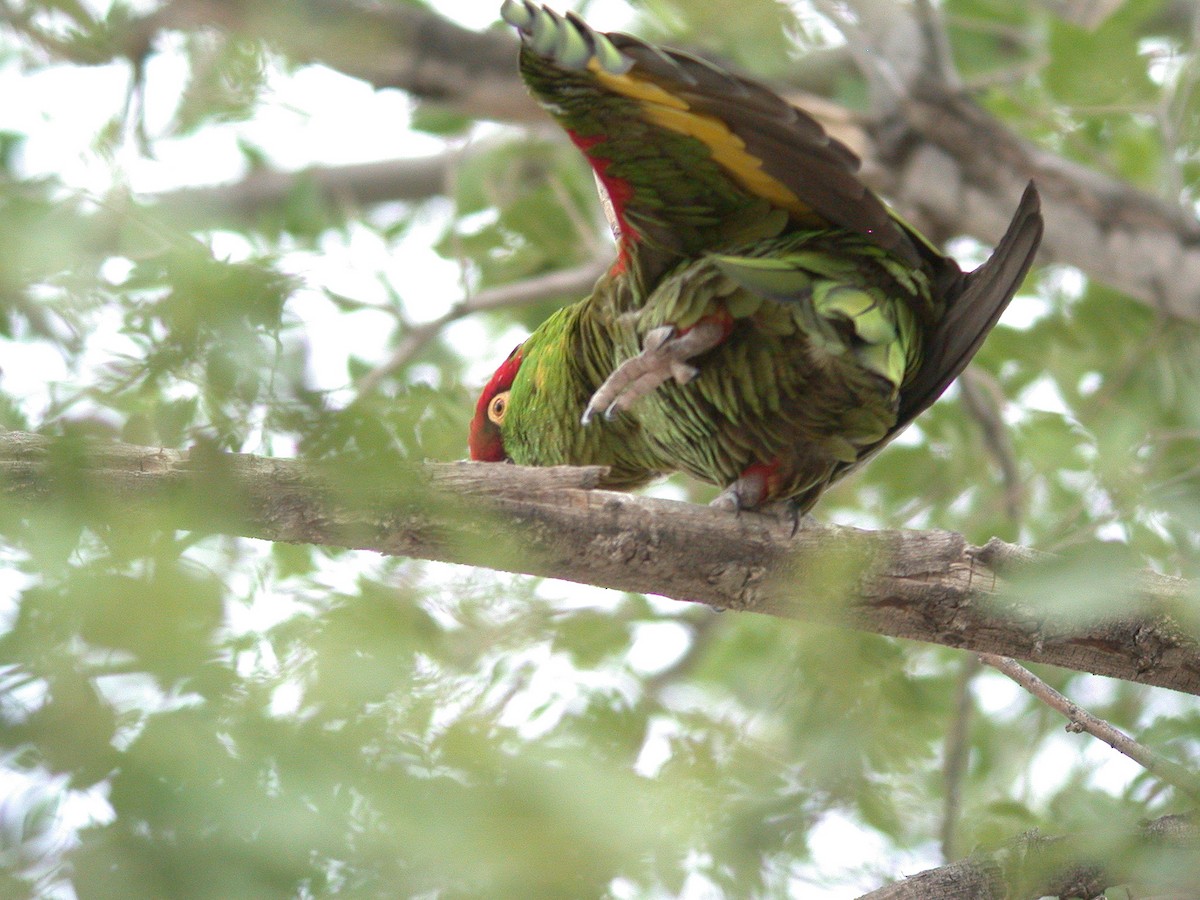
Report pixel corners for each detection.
[469,0,1044,516]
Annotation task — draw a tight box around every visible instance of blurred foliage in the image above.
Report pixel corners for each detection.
[0,0,1199,898]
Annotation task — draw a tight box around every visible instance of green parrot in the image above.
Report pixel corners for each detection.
[469,1,1044,514]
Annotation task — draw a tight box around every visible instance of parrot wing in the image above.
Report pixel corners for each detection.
[500,0,921,273]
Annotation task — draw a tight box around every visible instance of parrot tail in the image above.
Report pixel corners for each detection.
[897,183,1044,427]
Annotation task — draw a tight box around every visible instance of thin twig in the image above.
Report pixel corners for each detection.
[1048,0,1129,30]
[354,257,609,395]
[949,364,1022,859]
[960,52,1053,90]
[959,369,1024,524]
[978,653,1200,803]
[812,0,909,110]
[939,655,980,862]
[445,135,476,329]
[914,0,962,89]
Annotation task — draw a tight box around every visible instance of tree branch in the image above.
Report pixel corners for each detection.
[1,430,1197,696]
[858,815,1199,900]
[939,656,981,862]
[144,0,537,123]
[958,370,1024,524]
[839,0,1200,323]
[979,653,1200,802]
[354,256,609,394]
[150,154,460,229]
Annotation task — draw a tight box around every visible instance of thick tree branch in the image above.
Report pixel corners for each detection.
[840,0,1200,322]
[139,0,537,123]
[858,815,1199,900]
[151,154,458,229]
[1,430,1197,696]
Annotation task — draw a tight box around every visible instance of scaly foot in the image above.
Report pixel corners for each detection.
[710,459,815,535]
[712,484,814,535]
[581,320,726,425]
[711,459,781,512]
[710,471,771,513]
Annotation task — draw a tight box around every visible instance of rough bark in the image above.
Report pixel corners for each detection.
[859,814,1199,900]
[139,0,535,122]
[840,0,1200,323]
[2,430,1197,696]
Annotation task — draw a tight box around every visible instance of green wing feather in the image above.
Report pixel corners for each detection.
[500,1,923,269]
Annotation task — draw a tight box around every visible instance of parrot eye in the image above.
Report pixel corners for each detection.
[487,390,510,425]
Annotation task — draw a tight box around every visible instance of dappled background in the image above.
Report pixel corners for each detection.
[1,0,1199,896]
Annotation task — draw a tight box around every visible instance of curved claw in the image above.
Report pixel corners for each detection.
[602,360,698,420]
[581,322,725,425]
[712,481,811,534]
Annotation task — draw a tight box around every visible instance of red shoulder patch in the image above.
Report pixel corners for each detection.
[567,129,636,274]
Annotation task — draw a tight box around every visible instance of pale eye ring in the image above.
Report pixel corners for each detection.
[487,390,510,425]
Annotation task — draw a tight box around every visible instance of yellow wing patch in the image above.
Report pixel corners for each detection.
[590,63,822,225]
[640,104,814,217]
[590,65,689,110]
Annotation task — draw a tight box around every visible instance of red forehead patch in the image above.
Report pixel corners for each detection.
[468,346,523,461]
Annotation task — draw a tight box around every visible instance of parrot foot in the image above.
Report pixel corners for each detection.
[710,475,769,513]
[581,321,726,425]
[712,485,814,536]
[710,459,814,535]
[710,459,781,513]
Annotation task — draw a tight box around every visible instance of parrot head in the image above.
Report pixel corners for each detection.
[469,346,523,462]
